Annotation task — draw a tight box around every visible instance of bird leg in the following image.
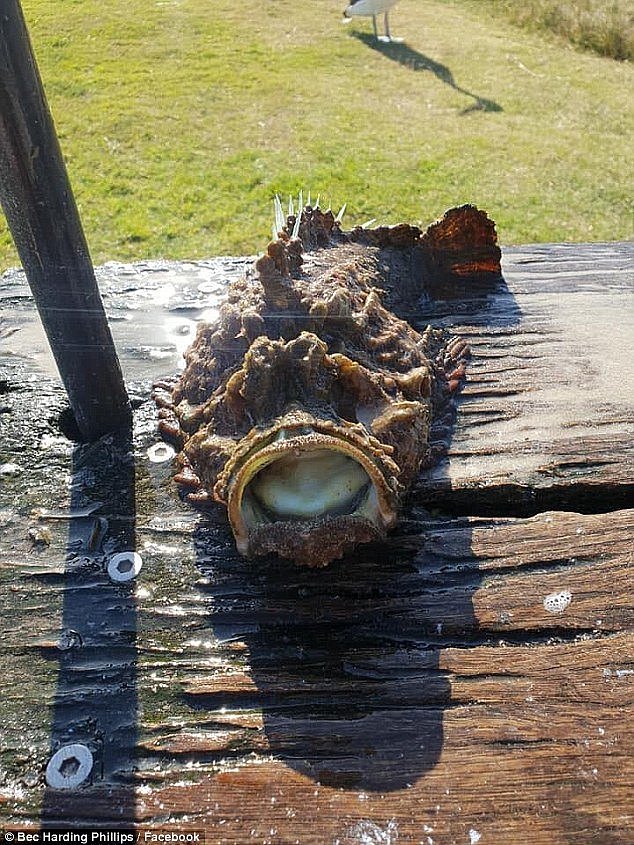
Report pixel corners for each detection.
[378,10,403,43]
[377,11,392,42]
[372,15,378,39]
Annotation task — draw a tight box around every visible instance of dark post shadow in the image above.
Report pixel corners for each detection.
[181,270,521,793]
[40,428,138,826]
[351,32,502,114]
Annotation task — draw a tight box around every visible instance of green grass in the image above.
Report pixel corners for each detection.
[485,0,634,61]
[1,0,632,270]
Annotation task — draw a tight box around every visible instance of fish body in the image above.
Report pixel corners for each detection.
[155,204,501,566]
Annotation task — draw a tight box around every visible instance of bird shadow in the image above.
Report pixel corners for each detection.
[351,31,503,114]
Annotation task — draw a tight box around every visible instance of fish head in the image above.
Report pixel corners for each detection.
[184,329,432,567]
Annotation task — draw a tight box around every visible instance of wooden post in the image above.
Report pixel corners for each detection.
[0,0,131,441]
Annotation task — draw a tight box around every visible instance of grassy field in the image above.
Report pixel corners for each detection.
[488,0,634,61]
[1,0,632,269]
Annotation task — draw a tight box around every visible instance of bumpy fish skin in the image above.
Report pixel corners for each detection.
[155,204,501,566]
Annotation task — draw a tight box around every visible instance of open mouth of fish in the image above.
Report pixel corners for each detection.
[220,423,399,565]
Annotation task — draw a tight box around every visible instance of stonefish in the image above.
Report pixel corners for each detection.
[154,202,501,566]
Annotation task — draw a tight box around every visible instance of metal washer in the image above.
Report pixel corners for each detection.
[45,743,93,790]
[107,550,143,582]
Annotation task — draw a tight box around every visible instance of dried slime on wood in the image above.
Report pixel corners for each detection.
[154,204,501,566]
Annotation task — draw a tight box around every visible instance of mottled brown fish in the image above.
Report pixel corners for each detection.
[154,203,501,566]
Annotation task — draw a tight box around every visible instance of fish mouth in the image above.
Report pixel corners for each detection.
[220,423,399,566]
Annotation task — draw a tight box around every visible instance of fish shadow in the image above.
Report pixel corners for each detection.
[189,517,480,791]
[352,32,503,114]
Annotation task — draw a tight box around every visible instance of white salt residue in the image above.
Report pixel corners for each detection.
[152,283,176,307]
[142,540,179,555]
[469,830,482,845]
[604,664,632,680]
[344,819,398,844]
[163,316,197,358]
[0,783,26,801]
[543,590,572,614]
[200,306,220,324]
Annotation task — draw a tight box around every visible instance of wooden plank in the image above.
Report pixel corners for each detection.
[1,243,632,840]
[416,242,634,515]
[116,502,634,842]
[1,446,632,837]
[3,243,631,514]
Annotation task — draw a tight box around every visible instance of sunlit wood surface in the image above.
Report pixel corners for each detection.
[1,243,632,843]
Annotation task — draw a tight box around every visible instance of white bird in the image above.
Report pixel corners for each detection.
[343,0,402,42]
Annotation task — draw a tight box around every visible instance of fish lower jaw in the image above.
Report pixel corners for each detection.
[239,511,387,568]
[225,433,398,566]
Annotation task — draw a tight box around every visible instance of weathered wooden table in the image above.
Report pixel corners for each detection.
[1,243,632,843]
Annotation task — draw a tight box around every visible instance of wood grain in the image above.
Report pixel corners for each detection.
[1,242,632,842]
[416,242,634,516]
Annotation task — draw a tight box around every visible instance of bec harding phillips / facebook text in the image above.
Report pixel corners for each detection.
[4,831,204,844]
